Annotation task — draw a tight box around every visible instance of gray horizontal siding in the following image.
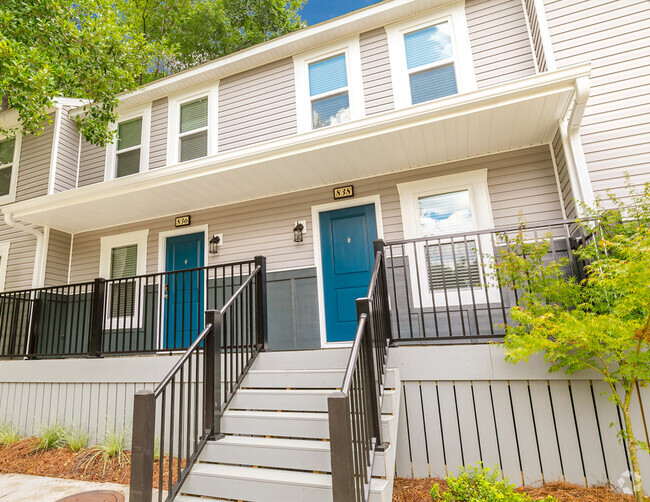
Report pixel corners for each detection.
[467,0,537,88]
[149,97,168,170]
[544,0,650,195]
[218,58,297,152]
[16,120,54,202]
[54,108,80,192]
[360,28,394,116]
[77,137,105,187]
[69,146,563,282]
[0,222,40,291]
[44,229,71,287]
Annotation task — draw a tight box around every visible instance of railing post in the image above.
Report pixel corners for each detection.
[129,389,155,502]
[88,278,105,357]
[26,294,41,358]
[373,239,393,346]
[253,256,267,350]
[357,298,384,449]
[328,392,355,501]
[204,310,223,440]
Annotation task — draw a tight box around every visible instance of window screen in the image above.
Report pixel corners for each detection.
[179,98,208,162]
[308,54,351,129]
[110,245,137,317]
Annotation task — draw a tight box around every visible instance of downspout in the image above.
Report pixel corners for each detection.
[560,74,594,215]
[4,213,47,288]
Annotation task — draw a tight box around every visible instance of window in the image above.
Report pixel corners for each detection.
[99,230,148,322]
[179,97,208,162]
[386,6,476,109]
[105,104,151,180]
[0,135,20,204]
[294,37,364,133]
[116,118,142,178]
[397,170,495,307]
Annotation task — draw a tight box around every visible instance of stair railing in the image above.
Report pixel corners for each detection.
[129,256,267,502]
[328,240,392,502]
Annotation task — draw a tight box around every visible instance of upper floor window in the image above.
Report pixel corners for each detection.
[294,37,364,133]
[180,97,208,162]
[386,6,476,109]
[105,104,151,180]
[0,135,20,204]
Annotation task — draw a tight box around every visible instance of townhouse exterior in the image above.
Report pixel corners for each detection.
[0,0,648,500]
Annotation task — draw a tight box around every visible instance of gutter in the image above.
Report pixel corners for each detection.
[4,213,47,288]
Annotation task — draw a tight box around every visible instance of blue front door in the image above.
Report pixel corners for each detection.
[165,232,204,349]
[320,204,378,342]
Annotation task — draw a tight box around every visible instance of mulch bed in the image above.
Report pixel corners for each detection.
[393,477,637,502]
[0,438,182,489]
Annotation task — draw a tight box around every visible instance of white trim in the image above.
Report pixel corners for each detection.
[311,194,384,348]
[0,133,22,206]
[47,107,63,195]
[385,2,477,110]
[532,0,556,71]
[157,225,209,274]
[548,142,567,220]
[166,84,218,166]
[397,169,498,308]
[293,36,364,134]
[75,132,82,188]
[104,103,152,181]
[520,0,540,73]
[0,242,10,292]
[67,233,74,285]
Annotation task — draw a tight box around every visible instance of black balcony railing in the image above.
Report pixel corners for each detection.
[383,219,588,343]
[0,258,259,358]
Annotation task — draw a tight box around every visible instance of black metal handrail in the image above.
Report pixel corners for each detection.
[129,257,267,502]
[383,219,588,343]
[328,240,392,502]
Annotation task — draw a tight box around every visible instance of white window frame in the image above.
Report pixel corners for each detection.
[293,36,365,134]
[99,229,149,326]
[166,84,218,166]
[0,133,22,205]
[0,242,10,292]
[386,4,477,110]
[397,169,497,308]
[105,104,151,180]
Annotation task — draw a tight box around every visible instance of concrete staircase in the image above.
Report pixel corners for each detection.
[177,348,400,502]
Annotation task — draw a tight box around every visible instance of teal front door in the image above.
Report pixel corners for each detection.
[320,204,378,342]
[164,232,204,349]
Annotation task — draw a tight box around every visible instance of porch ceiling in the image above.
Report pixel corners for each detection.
[4,65,589,234]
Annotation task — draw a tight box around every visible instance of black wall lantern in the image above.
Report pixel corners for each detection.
[293,222,304,243]
[209,234,221,254]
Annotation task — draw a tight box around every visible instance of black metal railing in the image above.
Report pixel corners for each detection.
[384,219,587,343]
[0,258,258,358]
[328,240,392,502]
[129,256,266,502]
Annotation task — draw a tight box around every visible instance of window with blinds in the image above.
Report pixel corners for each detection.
[110,244,137,317]
[308,54,351,129]
[116,118,142,178]
[0,138,16,196]
[418,190,481,291]
[179,97,208,162]
[403,22,457,105]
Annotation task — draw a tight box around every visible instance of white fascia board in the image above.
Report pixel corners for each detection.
[4,63,590,220]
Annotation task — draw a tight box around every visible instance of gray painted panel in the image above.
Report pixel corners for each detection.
[420,381,446,477]
[527,380,564,483]
[437,381,464,476]
[509,381,543,485]
[404,381,428,477]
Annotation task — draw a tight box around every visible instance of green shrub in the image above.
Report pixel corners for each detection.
[0,424,20,446]
[430,464,557,502]
[35,423,67,452]
[82,425,130,475]
[63,426,89,452]
[153,437,160,462]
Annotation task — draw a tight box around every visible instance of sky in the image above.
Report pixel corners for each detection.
[300,0,383,25]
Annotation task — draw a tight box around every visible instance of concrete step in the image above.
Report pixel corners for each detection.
[254,349,351,371]
[241,368,396,389]
[181,463,390,502]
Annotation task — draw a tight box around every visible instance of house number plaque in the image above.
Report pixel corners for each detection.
[333,185,354,200]
[175,215,191,227]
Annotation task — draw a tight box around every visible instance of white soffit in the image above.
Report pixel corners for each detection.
[4,66,589,233]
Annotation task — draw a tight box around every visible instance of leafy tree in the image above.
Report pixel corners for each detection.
[0,0,170,146]
[492,183,650,501]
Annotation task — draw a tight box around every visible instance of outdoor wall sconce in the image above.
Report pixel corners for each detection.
[293,222,305,243]
[209,234,221,254]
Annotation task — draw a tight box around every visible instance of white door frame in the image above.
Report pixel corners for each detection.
[311,195,384,348]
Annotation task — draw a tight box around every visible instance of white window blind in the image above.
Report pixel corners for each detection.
[110,244,137,317]
[116,118,142,178]
[179,98,208,162]
[0,138,16,196]
[404,22,457,105]
[308,54,351,129]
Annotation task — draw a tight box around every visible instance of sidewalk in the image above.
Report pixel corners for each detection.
[0,473,129,501]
